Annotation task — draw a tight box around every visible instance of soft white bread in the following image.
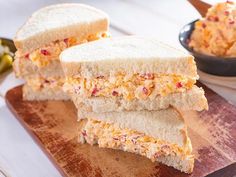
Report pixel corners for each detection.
[72,85,208,113]
[13,58,64,78]
[14,3,109,55]
[78,119,194,173]
[60,36,198,79]
[155,152,194,174]
[77,108,190,149]
[23,83,69,100]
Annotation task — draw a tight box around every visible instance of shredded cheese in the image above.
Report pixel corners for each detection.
[79,119,192,161]
[64,73,195,100]
[23,32,109,67]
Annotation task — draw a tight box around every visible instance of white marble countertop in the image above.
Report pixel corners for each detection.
[0,0,235,177]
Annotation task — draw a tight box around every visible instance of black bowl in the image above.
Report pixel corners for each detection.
[179,19,236,76]
[0,37,16,53]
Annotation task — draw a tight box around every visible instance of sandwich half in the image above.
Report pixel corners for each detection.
[13,3,109,100]
[60,36,208,112]
[78,108,194,173]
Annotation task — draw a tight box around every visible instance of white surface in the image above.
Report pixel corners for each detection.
[0,101,61,177]
[0,72,24,96]
[75,0,200,48]
[0,0,235,177]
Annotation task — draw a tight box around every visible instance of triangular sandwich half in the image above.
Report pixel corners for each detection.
[60,36,208,111]
[13,3,109,100]
[78,108,194,173]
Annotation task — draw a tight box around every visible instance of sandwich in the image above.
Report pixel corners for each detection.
[78,108,194,173]
[13,3,109,100]
[60,36,208,113]
[60,36,208,173]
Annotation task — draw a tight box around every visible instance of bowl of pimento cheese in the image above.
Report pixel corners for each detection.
[179,1,236,76]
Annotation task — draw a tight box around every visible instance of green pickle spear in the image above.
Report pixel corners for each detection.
[0,54,13,73]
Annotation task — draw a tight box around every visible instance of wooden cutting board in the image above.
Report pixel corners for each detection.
[5,84,236,177]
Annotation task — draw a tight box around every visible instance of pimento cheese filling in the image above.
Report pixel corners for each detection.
[79,119,192,162]
[64,73,195,100]
[26,76,65,91]
[189,1,236,57]
[21,32,109,67]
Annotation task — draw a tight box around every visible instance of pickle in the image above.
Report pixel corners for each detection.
[0,54,13,73]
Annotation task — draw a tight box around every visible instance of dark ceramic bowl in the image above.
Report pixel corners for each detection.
[179,19,236,76]
[0,37,16,53]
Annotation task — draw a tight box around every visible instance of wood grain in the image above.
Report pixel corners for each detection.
[5,84,236,177]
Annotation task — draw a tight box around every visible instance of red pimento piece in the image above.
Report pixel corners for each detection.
[113,137,119,141]
[146,73,154,79]
[143,87,149,95]
[205,43,209,48]
[112,90,119,96]
[64,38,69,44]
[44,80,50,84]
[207,16,213,21]
[24,53,29,59]
[207,16,219,22]
[202,23,206,28]
[96,75,105,79]
[40,49,50,56]
[224,11,230,16]
[214,16,219,22]
[140,73,154,80]
[229,20,235,25]
[176,82,183,88]
[81,130,87,137]
[91,87,99,96]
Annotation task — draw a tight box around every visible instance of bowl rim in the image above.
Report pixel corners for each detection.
[0,37,16,53]
[0,37,14,43]
[179,19,236,61]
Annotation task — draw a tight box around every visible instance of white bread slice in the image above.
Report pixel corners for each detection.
[60,36,198,79]
[77,108,189,149]
[78,119,194,173]
[23,83,69,100]
[13,58,64,78]
[14,3,109,55]
[72,85,208,113]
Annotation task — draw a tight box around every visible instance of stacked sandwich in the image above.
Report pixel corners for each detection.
[60,36,208,173]
[13,3,109,100]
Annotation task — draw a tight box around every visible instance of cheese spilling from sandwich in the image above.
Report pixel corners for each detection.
[64,73,195,100]
[79,119,194,173]
[18,32,109,67]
